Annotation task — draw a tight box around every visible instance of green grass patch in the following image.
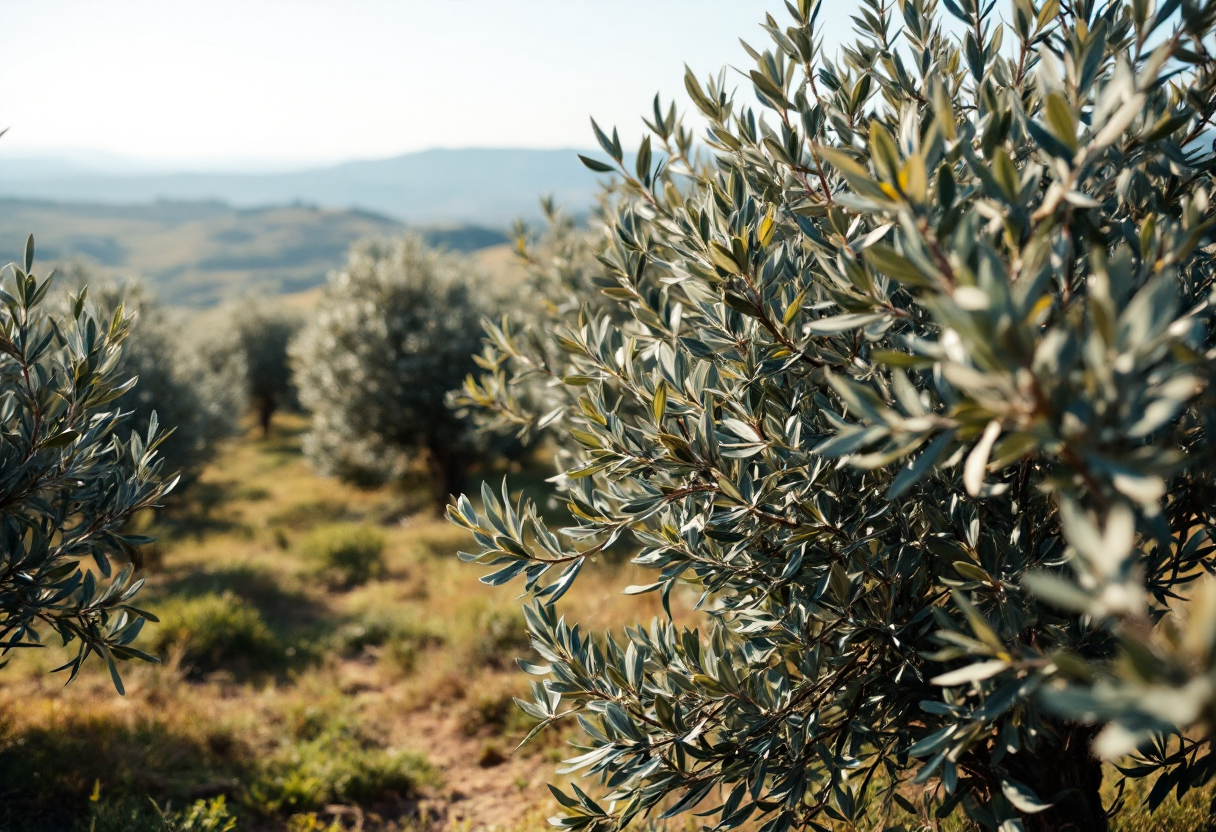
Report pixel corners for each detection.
[150,591,283,673]
[244,703,436,816]
[300,524,386,587]
[333,609,444,673]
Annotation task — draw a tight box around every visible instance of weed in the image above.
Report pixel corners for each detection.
[168,797,239,831]
[245,734,435,815]
[301,524,386,587]
[466,608,532,670]
[150,591,282,673]
[334,609,443,673]
[477,743,506,768]
[286,813,345,832]
[246,693,437,816]
[80,800,164,832]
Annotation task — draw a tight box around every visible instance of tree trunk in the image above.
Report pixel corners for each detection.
[258,405,274,438]
[1001,724,1107,832]
[427,444,467,515]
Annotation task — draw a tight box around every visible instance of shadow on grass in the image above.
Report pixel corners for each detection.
[152,481,251,543]
[0,713,242,832]
[0,704,438,832]
[268,499,353,533]
[256,418,309,468]
[146,564,336,679]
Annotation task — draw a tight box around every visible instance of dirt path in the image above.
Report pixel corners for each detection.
[409,709,552,830]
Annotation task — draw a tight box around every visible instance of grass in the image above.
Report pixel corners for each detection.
[300,524,386,587]
[150,591,284,674]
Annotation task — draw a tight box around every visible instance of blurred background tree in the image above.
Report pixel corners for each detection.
[206,296,301,437]
[292,234,507,511]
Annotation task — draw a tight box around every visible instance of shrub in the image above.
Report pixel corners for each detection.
[452,2,1216,830]
[300,524,385,587]
[244,725,435,815]
[466,608,533,671]
[0,239,173,689]
[290,234,507,510]
[333,608,444,672]
[151,592,281,672]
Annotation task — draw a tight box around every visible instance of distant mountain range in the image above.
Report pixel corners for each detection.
[0,148,608,226]
[0,198,511,307]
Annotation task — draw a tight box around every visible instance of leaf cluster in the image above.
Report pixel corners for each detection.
[0,238,175,691]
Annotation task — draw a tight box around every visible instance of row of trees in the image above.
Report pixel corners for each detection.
[0,226,500,692]
[16,229,522,517]
[52,262,302,488]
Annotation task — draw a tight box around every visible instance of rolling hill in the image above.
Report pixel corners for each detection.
[0,199,508,306]
[0,148,606,226]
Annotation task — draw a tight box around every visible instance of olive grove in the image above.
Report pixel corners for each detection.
[293,234,503,509]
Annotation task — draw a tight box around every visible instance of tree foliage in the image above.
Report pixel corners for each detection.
[58,262,242,489]
[292,234,498,506]
[0,239,174,690]
[452,1,1216,829]
[212,296,301,437]
[457,198,610,445]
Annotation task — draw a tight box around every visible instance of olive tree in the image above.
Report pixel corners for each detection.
[211,297,301,437]
[457,197,611,444]
[0,239,174,690]
[292,234,494,509]
[451,1,1216,829]
[58,263,242,489]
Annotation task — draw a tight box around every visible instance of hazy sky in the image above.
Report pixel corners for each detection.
[1,0,861,168]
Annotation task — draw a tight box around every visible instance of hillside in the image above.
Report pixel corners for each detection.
[0,199,508,306]
[0,148,606,226]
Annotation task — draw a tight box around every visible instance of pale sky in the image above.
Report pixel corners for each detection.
[0,0,860,169]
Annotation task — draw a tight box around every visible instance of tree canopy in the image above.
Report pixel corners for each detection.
[452,0,1216,829]
[293,234,501,507]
